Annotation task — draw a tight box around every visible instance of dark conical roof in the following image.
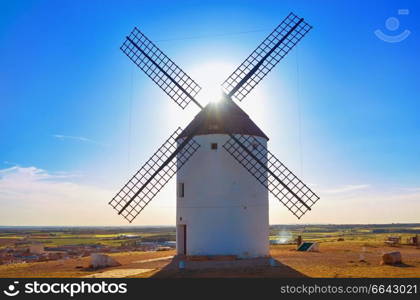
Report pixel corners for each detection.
[177,99,269,140]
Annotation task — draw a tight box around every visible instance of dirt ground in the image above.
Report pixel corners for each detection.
[0,251,176,278]
[269,241,420,278]
[1,241,419,278]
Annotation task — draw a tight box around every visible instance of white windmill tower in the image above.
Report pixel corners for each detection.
[175,100,270,257]
[109,13,319,258]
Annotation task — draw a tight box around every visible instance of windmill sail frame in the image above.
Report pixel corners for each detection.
[223,134,319,219]
[121,27,202,109]
[222,12,312,101]
[109,127,200,223]
[112,12,319,223]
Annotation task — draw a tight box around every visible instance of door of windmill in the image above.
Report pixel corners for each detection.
[177,224,187,255]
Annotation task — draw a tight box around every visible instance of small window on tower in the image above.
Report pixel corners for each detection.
[211,143,218,150]
[178,182,184,198]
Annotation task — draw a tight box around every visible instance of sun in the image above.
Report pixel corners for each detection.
[187,61,271,129]
[189,62,235,104]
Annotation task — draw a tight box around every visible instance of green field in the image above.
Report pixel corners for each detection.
[0,227,176,248]
[269,224,420,243]
[0,224,419,249]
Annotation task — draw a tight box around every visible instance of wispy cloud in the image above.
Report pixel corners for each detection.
[321,184,371,194]
[3,161,20,166]
[52,134,107,147]
[0,164,180,226]
[1,166,418,226]
[0,166,113,226]
[0,166,81,180]
[400,187,420,192]
[269,184,420,224]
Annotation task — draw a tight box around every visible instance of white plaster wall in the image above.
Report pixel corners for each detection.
[176,134,269,258]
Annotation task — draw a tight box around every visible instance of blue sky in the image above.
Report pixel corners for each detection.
[0,0,419,225]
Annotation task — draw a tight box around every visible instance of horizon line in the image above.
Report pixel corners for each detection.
[1,222,419,228]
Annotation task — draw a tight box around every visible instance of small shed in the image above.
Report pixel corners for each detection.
[297,242,319,252]
[385,236,401,246]
[90,253,121,269]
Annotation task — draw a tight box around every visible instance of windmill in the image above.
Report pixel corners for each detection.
[109,12,319,258]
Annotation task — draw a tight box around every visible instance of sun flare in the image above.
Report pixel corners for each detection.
[190,62,235,104]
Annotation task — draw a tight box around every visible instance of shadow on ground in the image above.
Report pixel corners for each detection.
[151,256,307,278]
[390,263,415,268]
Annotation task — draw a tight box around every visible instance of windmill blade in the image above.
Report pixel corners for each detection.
[121,27,202,109]
[222,12,312,101]
[223,134,319,219]
[109,127,200,223]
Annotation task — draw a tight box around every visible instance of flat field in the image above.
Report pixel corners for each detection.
[0,224,419,278]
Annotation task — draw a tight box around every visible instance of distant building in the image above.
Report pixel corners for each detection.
[385,236,401,246]
[161,241,176,248]
[29,244,44,254]
[117,234,140,240]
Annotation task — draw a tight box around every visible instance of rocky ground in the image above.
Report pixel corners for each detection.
[1,241,419,278]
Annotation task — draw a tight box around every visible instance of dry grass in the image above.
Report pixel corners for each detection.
[0,240,419,278]
[0,250,175,278]
[269,241,420,278]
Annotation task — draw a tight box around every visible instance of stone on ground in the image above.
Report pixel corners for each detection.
[381,251,402,265]
[90,253,121,269]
